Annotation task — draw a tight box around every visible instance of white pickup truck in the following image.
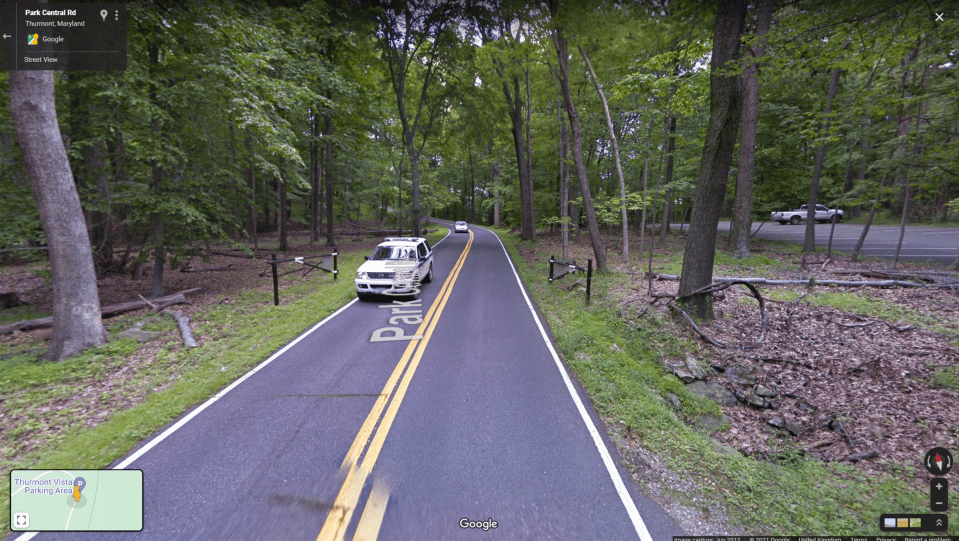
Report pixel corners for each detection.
[771,204,844,225]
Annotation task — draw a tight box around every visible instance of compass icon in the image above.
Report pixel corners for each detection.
[924,447,953,476]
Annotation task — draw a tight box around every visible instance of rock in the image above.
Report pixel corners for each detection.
[666,394,681,409]
[685,355,709,380]
[766,399,780,410]
[709,363,726,373]
[763,424,781,435]
[672,366,695,383]
[117,328,158,343]
[829,419,846,434]
[726,364,756,386]
[610,343,622,352]
[747,392,766,409]
[797,400,814,412]
[755,385,777,398]
[767,417,784,429]
[686,380,738,407]
[784,422,802,436]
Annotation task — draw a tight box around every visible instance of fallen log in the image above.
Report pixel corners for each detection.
[162,309,198,348]
[842,450,878,462]
[651,274,925,288]
[0,288,201,335]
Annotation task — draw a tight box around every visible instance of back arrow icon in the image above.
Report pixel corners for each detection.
[2,34,10,39]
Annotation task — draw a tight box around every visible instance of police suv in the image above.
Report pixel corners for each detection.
[355,237,433,300]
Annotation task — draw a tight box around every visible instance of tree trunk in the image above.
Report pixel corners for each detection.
[803,56,843,254]
[557,94,569,260]
[580,46,628,265]
[278,161,289,253]
[503,75,535,240]
[324,101,335,247]
[660,116,677,244]
[677,0,748,320]
[150,161,165,298]
[9,69,107,360]
[311,110,319,247]
[729,0,774,257]
[553,24,606,270]
[639,119,654,270]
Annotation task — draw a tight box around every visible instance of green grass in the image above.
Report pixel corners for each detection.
[0,226,449,532]
[930,365,959,392]
[0,304,48,326]
[490,226,958,536]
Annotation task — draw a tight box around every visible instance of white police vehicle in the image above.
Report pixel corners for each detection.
[355,237,433,300]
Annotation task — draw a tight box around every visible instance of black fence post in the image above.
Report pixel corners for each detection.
[586,258,592,305]
[549,256,555,283]
[333,252,338,280]
[271,253,279,306]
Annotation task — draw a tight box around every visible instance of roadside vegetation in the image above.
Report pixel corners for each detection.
[493,225,958,536]
[0,227,448,533]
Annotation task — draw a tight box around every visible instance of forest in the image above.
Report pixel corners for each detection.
[1,0,957,354]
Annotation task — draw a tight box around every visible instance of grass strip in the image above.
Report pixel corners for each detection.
[0,227,448,533]
[489,227,956,536]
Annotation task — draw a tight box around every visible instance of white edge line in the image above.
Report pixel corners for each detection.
[14,232,436,541]
[111,297,359,470]
[484,226,654,541]
[431,222,453,246]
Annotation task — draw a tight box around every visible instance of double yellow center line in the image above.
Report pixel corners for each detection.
[316,229,474,541]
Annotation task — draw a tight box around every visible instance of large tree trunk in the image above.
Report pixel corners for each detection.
[9,70,107,360]
[677,0,748,320]
[729,0,774,257]
[580,46,628,265]
[503,75,535,240]
[553,24,607,270]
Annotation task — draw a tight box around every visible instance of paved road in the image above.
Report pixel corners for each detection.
[714,221,959,265]
[18,224,683,540]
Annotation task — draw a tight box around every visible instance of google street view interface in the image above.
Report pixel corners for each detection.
[2,0,957,540]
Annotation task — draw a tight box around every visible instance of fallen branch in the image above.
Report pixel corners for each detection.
[842,450,878,462]
[137,294,158,310]
[677,280,768,342]
[162,309,198,348]
[837,321,876,328]
[756,357,815,369]
[849,358,879,373]
[205,249,260,259]
[667,301,727,348]
[0,288,201,335]
[651,274,925,288]
[181,263,260,272]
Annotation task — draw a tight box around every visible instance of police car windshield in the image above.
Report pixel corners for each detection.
[369,245,417,261]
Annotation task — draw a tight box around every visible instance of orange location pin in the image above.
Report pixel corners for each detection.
[73,485,80,502]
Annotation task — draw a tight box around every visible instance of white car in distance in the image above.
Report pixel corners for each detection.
[355,237,433,301]
[455,221,469,233]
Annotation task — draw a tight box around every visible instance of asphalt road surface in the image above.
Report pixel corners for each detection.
[713,221,959,265]
[16,224,684,540]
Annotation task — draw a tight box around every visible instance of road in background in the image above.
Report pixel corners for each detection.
[710,221,959,265]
